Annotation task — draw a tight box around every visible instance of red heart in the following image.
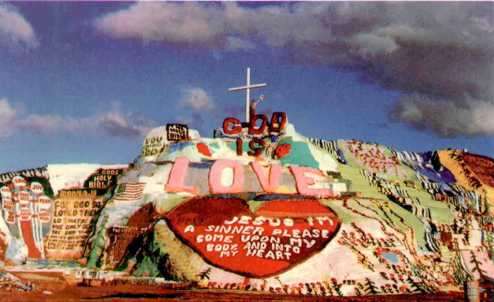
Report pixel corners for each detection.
[165,196,341,278]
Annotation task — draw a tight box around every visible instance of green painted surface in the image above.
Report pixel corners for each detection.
[278,137,319,169]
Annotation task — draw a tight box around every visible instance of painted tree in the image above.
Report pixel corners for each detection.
[362,277,380,295]
[452,251,473,285]
[406,276,432,293]
[131,230,177,280]
[485,231,494,258]
[469,250,486,277]
[322,281,334,296]
[330,278,343,296]
[197,267,212,281]
[87,214,109,269]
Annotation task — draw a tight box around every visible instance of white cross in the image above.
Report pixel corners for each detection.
[228,67,267,121]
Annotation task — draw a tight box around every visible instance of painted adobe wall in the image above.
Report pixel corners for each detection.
[83,121,494,296]
[0,118,493,297]
[0,164,127,264]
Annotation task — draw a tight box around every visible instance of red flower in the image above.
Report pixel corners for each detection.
[274,143,291,159]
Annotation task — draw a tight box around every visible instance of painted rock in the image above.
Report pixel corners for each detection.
[166,196,340,278]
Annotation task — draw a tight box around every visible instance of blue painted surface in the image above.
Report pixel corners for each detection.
[168,142,194,153]
[382,251,399,264]
[419,152,456,183]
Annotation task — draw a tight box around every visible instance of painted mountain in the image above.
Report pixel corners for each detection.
[1,118,493,300]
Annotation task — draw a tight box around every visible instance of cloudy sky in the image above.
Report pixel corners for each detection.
[0,2,493,171]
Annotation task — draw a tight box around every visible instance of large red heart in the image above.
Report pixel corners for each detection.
[165,196,341,278]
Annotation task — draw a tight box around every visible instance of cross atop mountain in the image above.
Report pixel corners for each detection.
[228,67,267,122]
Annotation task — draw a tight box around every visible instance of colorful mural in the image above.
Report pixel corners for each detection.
[166,196,341,277]
[0,170,53,260]
[0,118,493,300]
[0,165,126,264]
[44,189,105,260]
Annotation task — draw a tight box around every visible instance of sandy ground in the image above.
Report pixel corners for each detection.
[0,271,467,302]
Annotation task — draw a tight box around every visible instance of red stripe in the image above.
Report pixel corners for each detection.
[20,221,41,259]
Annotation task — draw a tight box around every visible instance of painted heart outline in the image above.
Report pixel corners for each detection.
[165,195,341,278]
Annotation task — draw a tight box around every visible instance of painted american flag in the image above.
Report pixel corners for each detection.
[113,183,145,201]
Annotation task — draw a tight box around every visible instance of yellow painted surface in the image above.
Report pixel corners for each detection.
[438,150,494,212]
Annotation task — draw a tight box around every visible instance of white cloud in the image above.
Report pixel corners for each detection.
[0,98,154,139]
[94,2,225,47]
[392,95,494,137]
[176,87,216,134]
[0,4,38,49]
[0,98,17,137]
[350,33,399,57]
[16,114,63,134]
[225,36,256,51]
[95,2,494,137]
[98,109,152,137]
[180,87,215,111]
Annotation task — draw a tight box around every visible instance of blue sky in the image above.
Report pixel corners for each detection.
[0,2,493,171]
